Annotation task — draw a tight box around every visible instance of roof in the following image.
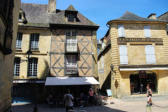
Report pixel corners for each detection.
[107,11,166,24]
[20,3,99,28]
[66,5,77,12]
[158,11,168,22]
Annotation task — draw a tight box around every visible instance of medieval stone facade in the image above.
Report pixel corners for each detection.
[98,11,168,97]
[0,0,20,111]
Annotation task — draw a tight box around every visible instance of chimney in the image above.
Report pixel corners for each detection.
[48,0,56,13]
[148,13,157,19]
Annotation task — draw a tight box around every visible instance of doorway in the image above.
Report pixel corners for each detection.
[130,71,157,94]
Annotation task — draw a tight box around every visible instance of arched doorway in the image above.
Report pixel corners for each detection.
[130,71,157,94]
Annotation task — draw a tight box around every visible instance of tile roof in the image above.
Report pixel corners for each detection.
[158,11,168,22]
[107,11,165,24]
[20,3,99,28]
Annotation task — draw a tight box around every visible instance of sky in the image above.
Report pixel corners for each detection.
[21,0,168,39]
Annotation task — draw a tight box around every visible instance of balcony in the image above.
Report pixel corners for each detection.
[65,38,78,53]
[65,64,78,75]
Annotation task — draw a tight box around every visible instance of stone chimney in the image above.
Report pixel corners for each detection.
[148,13,157,19]
[48,0,56,13]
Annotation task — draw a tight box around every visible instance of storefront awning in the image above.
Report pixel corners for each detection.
[120,67,168,71]
[45,77,100,86]
[119,65,168,71]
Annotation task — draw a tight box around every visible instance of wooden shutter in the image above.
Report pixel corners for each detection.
[118,25,125,37]
[144,26,151,38]
[145,45,156,64]
[119,45,128,64]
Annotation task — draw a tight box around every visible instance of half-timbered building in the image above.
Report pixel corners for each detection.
[13,0,99,103]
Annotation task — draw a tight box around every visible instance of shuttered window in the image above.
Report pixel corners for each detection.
[145,45,156,64]
[119,45,128,64]
[144,26,151,38]
[118,25,125,37]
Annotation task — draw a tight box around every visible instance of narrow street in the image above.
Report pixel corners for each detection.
[12,96,168,112]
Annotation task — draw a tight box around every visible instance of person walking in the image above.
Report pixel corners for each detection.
[146,84,152,112]
[88,88,94,105]
[64,89,74,112]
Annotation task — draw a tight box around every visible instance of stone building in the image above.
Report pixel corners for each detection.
[13,0,99,103]
[98,11,168,97]
[0,0,20,111]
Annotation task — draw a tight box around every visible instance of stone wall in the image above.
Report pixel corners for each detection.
[14,28,51,79]
[0,0,20,111]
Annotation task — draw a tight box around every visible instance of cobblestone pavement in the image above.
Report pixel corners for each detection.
[12,96,168,112]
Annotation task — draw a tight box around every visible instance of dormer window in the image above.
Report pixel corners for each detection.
[68,14,75,22]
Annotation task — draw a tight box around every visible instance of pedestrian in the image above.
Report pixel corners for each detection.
[64,89,74,112]
[88,88,94,105]
[146,84,152,112]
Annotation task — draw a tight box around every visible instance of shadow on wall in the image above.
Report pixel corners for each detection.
[11,103,127,112]
[39,60,50,79]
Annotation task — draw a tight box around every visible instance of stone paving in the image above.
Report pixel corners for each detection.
[12,96,168,112]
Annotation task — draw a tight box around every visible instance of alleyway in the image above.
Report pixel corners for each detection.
[12,95,168,112]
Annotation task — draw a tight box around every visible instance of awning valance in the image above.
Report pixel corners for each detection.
[45,77,100,86]
[120,67,168,71]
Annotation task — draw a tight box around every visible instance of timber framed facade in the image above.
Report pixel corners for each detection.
[13,0,99,103]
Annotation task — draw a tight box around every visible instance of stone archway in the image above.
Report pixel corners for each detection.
[130,71,157,94]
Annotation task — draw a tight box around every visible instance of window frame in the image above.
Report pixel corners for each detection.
[30,33,39,51]
[28,58,38,77]
[16,32,22,50]
[14,57,21,76]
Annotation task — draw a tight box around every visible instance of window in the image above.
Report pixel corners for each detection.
[144,26,151,38]
[30,33,39,50]
[14,58,20,76]
[16,33,22,50]
[66,31,77,52]
[145,45,156,64]
[67,14,75,22]
[28,58,38,76]
[66,55,77,67]
[119,45,128,64]
[118,25,125,37]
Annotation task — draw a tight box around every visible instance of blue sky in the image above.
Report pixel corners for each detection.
[22,0,168,39]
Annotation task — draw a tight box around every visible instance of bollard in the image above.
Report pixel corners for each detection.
[146,104,152,112]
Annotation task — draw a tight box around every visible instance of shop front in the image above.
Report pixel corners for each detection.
[119,65,168,97]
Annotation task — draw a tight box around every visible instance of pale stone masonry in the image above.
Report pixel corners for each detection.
[98,11,168,97]
[0,0,20,111]
[13,0,99,102]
